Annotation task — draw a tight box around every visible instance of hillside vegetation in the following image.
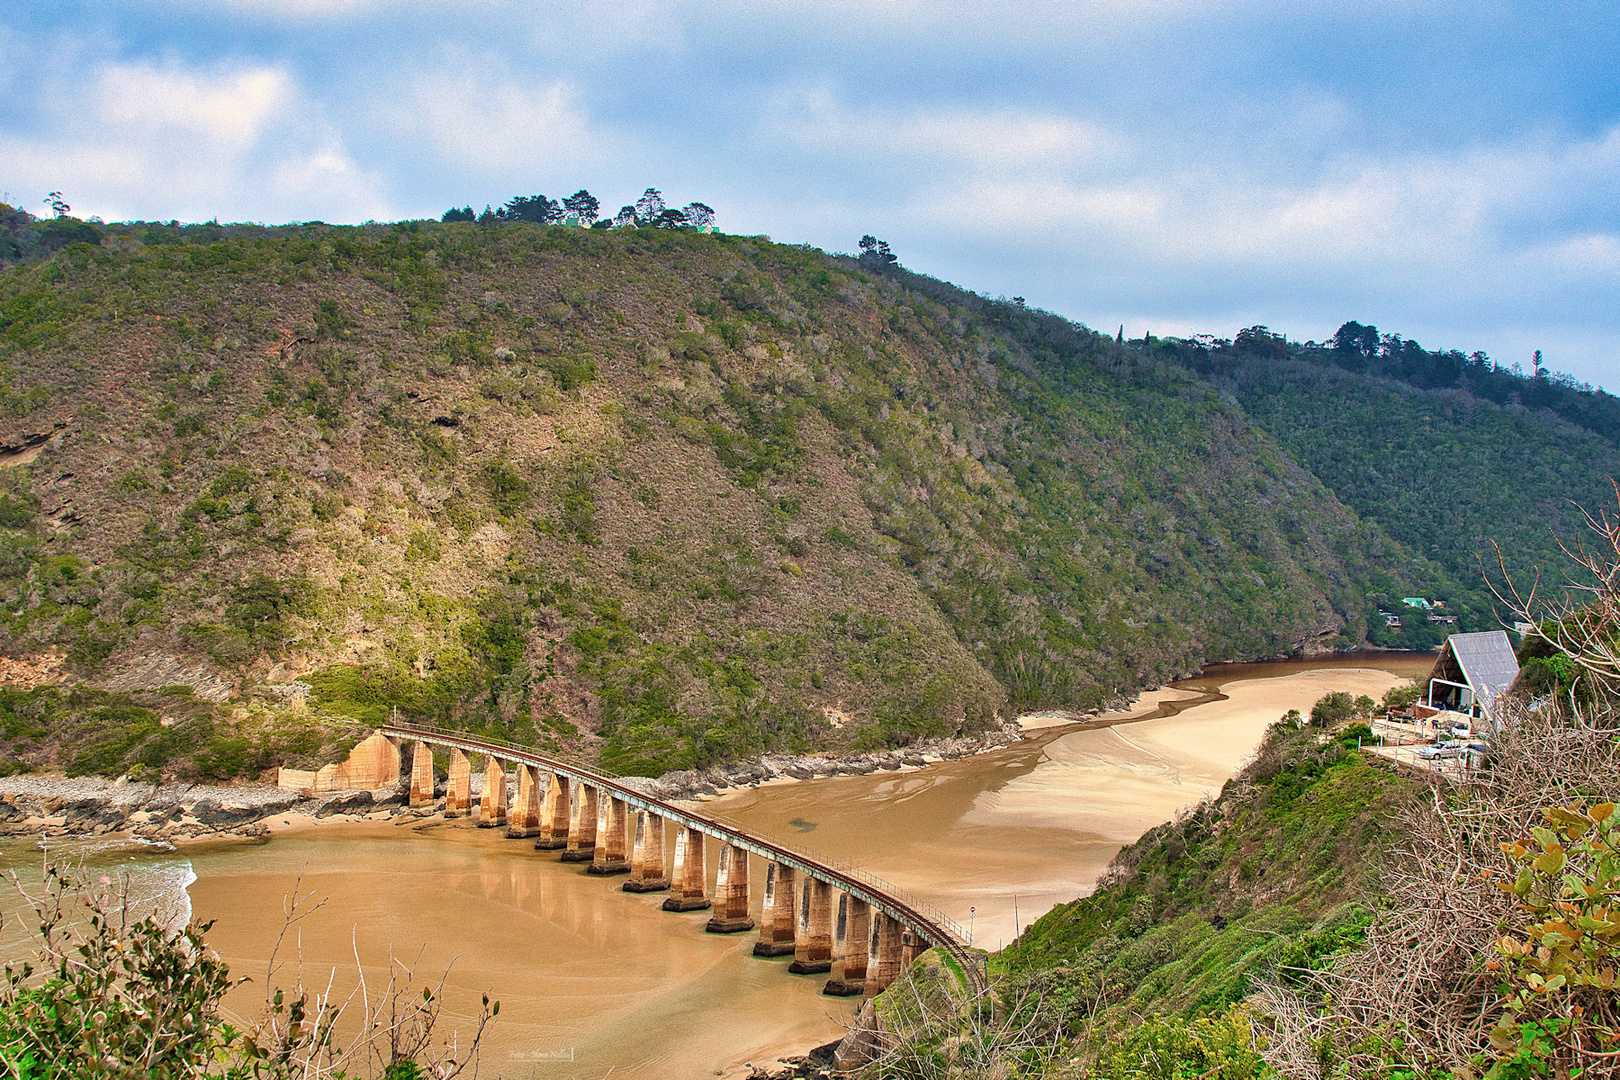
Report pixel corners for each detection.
[0,211,1607,779]
[1152,328,1620,645]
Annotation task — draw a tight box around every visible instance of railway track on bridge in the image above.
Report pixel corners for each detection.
[380,724,987,996]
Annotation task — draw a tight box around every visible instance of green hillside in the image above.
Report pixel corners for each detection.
[2,211,1590,779]
[1154,329,1620,646]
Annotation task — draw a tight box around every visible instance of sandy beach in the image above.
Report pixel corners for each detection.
[976,666,1409,849]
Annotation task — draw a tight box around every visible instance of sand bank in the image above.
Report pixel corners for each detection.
[1016,686,1208,731]
[975,666,1408,849]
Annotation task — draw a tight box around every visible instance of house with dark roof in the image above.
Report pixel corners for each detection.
[1415,630,1521,729]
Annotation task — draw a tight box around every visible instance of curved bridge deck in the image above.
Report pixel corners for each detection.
[364,724,985,997]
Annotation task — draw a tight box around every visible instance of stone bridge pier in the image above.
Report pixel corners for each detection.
[409,740,435,807]
[536,774,571,850]
[444,749,472,817]
[865,913,906,997]
[790,878,834,975]
[477,756,507,827]
[561,785,599,862]
[624,812,669,892]
[706,843,754,933]
[663,827,710,911]
[507,764,544,839]
[754,862,798,956]
[823,895,870,996]
[589,796,632,875]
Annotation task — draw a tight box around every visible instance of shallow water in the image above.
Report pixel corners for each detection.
[0,653,1430,1079]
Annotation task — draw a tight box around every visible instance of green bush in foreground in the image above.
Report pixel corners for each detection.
[1088,1008,1269,1080]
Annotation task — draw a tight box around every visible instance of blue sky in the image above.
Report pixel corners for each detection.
[3,1,1617,387]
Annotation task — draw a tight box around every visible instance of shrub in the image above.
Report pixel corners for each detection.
[1340,723,1376,745]
[1489,802,1620,1069]
[1090,1007,1269,1080]
[1310,691,1356,728]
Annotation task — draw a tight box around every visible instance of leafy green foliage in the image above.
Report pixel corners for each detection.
[0,684,328,781]
[1087,1008,1270,1080]
[0,865,234,1078]
[1310,691,1357,728]
[1489,802,1620,1068]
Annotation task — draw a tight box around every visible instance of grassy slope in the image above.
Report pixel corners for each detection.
[1004,721,1421,1026]
[0,222,1424,778]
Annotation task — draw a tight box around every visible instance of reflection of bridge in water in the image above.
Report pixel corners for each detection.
[290,725,982,999]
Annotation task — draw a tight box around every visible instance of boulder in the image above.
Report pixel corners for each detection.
[370,783,406,807]
[144,800,184,822]
[188,799,262,827]
[315,790,374,818]
[64,799,125,827]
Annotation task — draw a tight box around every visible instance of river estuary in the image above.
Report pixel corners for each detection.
[0,654,1431,1079]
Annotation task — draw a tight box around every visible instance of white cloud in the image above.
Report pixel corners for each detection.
[767,91,1617,383]
[890,119,1620,281]
[390,68,601,173]
[772,90,1117,175]
[97,63,292,150]
[2,54,391,224]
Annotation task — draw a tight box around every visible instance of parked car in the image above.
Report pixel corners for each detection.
[1417,744,1468,760]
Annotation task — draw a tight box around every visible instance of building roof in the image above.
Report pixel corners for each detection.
[1431,630,1521,721]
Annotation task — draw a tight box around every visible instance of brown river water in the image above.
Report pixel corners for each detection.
[0,654,1431,1079]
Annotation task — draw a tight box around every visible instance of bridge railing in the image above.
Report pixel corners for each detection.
[382,723,969,945]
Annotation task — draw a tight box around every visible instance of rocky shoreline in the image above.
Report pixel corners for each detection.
[0,718,1039,843]
[0,772,416,845]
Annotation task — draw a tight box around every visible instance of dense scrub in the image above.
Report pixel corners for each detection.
[1154,332,1620,642]
[0,217,1453,775]
[0,684,345,782]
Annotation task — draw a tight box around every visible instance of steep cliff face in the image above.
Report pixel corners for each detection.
[0,221,1418,775]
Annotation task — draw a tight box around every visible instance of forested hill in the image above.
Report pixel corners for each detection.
[0,212,1572,778]
[1148,326,1620,646]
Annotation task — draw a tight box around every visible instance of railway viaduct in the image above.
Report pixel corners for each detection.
[281,725,982,999]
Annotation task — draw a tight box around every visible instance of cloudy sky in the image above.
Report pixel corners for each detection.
[3,1,1617,386]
